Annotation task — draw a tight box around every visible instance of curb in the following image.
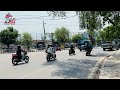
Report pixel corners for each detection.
[88,50,118,79]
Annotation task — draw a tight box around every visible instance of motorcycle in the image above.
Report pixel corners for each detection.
[12,51,29,65]
[69,48,75,55]
[46,53,56,61]
[85,46,92,56]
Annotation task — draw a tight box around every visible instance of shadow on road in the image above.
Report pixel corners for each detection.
[104,49,115,51]
[12,62,27,66]
[43,59,98,79]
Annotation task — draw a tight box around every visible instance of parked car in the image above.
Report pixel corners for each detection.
[102,41,119,51]
[117,42,120,48]
[37,44,46,50]
[64,43,71,48]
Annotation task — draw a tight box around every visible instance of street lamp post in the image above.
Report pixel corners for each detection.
[43,20,46,44]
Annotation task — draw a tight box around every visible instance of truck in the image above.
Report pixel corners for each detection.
[77,40,93,51]
[102,41,119,51]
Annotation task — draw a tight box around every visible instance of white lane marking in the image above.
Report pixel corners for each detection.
[18,65,52,79]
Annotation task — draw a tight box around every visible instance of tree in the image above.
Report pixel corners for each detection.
[66,37,72,43]
[48,11,120,27]
[54,27,70,44]
[48,11,102,45]
[21,32,33,50]
[0,26,18,49]
[71,34,82,43]
[15,34,22,45]
[49,11,120,42]
[99,25,120,41]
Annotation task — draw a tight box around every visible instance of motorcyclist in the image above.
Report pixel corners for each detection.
[85,43,92,52]
[16,45,25,61]
[46,44,56,57]
[70,44,75,53]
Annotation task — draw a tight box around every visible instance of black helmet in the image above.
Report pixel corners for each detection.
[17,45,21,49]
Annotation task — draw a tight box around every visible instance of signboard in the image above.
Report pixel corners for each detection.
[4,13,16,25]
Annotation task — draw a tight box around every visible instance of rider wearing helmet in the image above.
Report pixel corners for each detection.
[45,44,56,57]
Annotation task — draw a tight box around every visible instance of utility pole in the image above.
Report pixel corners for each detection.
[43,20,46,44]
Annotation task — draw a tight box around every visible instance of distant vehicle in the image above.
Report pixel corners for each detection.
[117,42,120,48]
[69,47,75,55]
[64,43,71,48]
[37,42,46,50]
[78,40,93,51]
[38,44,46,50]
[102,41,119,51]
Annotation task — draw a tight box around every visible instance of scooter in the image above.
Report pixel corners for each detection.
[12,51,29,65]
[46,53,56,61]
[85,47,92,56]
[69,48,75,55]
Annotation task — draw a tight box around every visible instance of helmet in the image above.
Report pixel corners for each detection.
[17,45,21,49]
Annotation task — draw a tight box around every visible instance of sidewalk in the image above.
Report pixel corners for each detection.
[99,50,120,79]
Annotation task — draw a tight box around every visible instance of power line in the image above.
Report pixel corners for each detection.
[0,23,79,26]
[0,15,77,21]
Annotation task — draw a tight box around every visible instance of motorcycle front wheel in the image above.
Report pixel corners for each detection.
[25,56,29,63]
[47,54,50,61]
[54,54,56,60]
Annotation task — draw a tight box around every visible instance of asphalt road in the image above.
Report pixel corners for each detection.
[0,47,114,79]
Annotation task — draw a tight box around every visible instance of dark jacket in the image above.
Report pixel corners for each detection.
[70,45,74,49]
[16,48,24,59]
[85,45,92,51]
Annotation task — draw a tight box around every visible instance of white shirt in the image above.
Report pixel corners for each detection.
[47,47,55,53]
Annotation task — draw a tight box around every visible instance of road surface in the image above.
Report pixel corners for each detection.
[0,47,114,79]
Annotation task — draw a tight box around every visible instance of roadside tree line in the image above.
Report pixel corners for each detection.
[0,26,84,50]
[48,11,120,43]
[0,26,32,50]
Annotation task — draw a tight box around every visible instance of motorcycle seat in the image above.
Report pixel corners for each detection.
[12,54,17,57]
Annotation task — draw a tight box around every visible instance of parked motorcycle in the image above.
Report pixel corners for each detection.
[12,51,29,65]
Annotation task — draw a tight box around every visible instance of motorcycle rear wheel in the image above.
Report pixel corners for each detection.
[12,58,18,65]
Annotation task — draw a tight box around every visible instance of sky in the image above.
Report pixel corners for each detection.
[0,11,109,40]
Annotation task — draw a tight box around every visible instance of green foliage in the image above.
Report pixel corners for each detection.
[71,34,82,43]
[99,25,120,41]
[0,26,18,48]
[54,27,70,44]
[21,32,33,49]
[49,11,120,45]
[66,37,72,43]
[99,11,120,26]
